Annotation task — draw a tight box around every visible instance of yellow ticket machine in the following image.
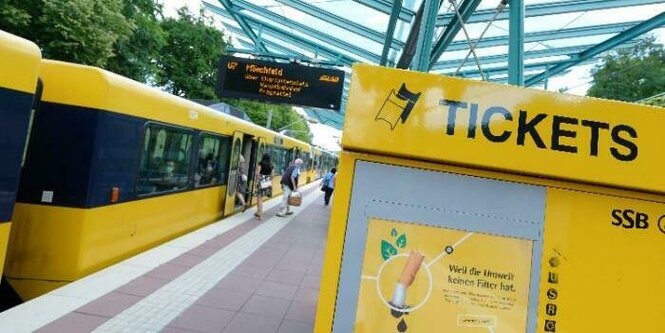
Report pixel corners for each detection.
[315,64,665,333]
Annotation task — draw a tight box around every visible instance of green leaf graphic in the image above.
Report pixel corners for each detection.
[396,234,407,248]
[391,229,398,237]
[381,240,398,260]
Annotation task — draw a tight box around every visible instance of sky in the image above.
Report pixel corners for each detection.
[161,0,665,151]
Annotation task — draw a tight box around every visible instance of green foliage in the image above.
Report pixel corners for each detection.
[0,0,134,67]
[0,1,313,140]
[106,0,166,82]
[157,7,226,100]
[0,0,32,32]
[224,99,312,143]
[588,37,665,102]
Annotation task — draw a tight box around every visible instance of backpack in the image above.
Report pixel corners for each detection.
[321,173,333,189]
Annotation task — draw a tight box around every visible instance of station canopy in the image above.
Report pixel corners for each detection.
[203,0,665,129]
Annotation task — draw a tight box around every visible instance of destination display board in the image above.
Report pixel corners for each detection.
[216,55,345,110]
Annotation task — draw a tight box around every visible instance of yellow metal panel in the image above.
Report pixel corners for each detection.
[315,151,665,332]
[0,222,11,280]
[344,64,665,194]
[0,30,41,93]
[315,152,355,333]
[5,186,225,300]
[539,188,665,332]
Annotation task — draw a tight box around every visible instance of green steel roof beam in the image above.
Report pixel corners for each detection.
[525,11,665,86]
[432,41,639,71]
[224,0,381,63]
[230,24,348,66]
[397,0,445,69]
[380,0,404,66]
[224,16,319,60]
[233,30,309,59]
[240,18,360,65]
[428,0,483,70]
[414,0,440,71]
[487,69,572,83]
[215,0,269,53]
[436,0,665,26]
[228,47,292,59]
[219,20,355,68]
[274,0,404,50]
[442,21,641,52]
[206,3,357,66]
[453,58,598,77]
[352,0,415,22]
[508,0,525,86]
[236,40,297,57]
[228,47,344,67]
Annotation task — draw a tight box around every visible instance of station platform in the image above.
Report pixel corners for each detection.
[0,182,330,333]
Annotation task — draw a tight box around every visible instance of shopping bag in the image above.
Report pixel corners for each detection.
[288,191,302,206]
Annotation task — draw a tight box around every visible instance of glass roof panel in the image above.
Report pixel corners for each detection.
[201,0,665,129]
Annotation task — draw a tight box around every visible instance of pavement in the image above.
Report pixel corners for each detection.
[0,182,332,333]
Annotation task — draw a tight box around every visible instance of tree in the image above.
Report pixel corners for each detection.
[106,0,166,82]
[587,37,665,102]
[224,99,312,143]
[0,0,134,67]
[157,7,226,100]
[0,0,33,33]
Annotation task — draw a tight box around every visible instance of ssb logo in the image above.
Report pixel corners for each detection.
[375,83,421,130]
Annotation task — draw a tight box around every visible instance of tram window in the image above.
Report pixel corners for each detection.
[218,136,231,185]
[195,134,222,187]
[137,124,193,196]
[267,145,282,175]
[279,148,288,174]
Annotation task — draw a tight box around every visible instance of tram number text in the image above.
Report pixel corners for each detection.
[611,209,649,229]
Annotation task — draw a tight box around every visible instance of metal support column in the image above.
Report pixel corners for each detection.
[381,0,403,66]
[414,0,440,71]
[508,0,524,86]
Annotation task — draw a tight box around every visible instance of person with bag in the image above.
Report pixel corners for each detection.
[236,155,248,212]
[277,158,303,217]
[321,168,337,206]
[254,153,273,221]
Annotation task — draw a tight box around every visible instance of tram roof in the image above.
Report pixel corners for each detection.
[203,0,665,129]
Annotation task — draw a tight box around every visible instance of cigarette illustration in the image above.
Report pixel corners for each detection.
[390,251,425,308]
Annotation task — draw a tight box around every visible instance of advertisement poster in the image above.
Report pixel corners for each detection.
[354,218,534,332]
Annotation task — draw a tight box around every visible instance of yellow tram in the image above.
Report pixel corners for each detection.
[4,59,334,300]
[0,31,41,282]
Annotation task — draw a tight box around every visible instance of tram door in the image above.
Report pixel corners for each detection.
[247,138,266,206]
[223,132,243,217]
[245,135,265,204]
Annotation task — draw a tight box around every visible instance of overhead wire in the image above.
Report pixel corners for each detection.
[447,0,487,80]
[453,0,507,77]
[526,10,588,53]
